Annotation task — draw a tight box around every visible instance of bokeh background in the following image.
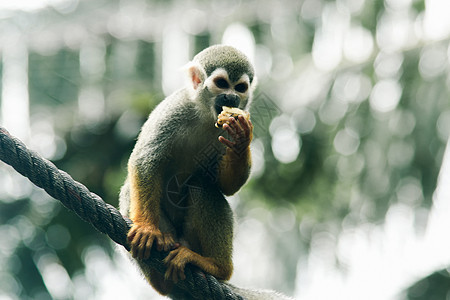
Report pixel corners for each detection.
[1,0,450,299]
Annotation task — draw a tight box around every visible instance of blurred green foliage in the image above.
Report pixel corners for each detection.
[1,0,450,299]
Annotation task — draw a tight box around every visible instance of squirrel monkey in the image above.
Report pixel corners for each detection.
[119,45,255,295]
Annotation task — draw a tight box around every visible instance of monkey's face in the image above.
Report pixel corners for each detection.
[185,45,256,121]
[204,68,252,117]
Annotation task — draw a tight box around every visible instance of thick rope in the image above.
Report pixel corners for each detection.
[0,126,243,300]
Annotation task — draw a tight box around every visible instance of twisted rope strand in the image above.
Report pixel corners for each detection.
[0,126,242,300]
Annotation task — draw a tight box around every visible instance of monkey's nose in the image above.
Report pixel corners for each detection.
[222,94,240,107]
[216,93,240,109]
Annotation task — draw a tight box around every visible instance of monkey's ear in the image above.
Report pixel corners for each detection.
[250,76,258,93]
[184,62,206,90]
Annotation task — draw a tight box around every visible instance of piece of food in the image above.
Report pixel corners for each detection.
[215,106,250,128]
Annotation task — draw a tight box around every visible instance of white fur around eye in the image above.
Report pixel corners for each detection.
[233,74,250,94]
[205,68,230,94]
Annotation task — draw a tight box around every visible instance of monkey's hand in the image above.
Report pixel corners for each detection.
[218,115,253,156]
[217,115,253,195]
[127,224,175,260]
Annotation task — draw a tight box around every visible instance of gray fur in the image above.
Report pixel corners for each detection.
[193,45,255,83]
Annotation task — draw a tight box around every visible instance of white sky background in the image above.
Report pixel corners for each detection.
[2,0,450,299]
[0,0,75,12]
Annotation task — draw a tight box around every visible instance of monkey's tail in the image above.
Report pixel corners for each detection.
[168,282,294,300]
[224,283,295,300]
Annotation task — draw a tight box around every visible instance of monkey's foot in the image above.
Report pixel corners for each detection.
[128,224,175,260]
[163,246,194,283]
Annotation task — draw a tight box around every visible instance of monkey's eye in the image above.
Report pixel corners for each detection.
[214,77,229,89]
[234,83,248,93]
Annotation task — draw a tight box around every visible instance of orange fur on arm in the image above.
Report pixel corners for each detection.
[128,165,162,227]
[218,146,251,196]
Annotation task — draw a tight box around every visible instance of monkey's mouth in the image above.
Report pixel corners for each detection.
[215,104,224,115]
[215,94,240,116]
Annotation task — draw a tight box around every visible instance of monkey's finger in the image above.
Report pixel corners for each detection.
[218,136,235,149]
[224,121,244,142]
[143,236,153,259]
[155,236,164,252]
[163,249,179,264]
[179,269,186,281]
[171,267,179,283]
[127,227,138,243]
[232,119,248,144]
[163,235,175,252]
[131,244,138,258]
[136,234,150,259]
[131,238,141,258]
[165,259,180,283]
[130,230,143,257]
[164,266,174,281]
[172,242,181,250]
[228,117,243,134]
[238,115,252,137]
[222,123,236,137]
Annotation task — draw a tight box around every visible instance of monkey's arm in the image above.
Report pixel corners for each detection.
[218,115,253,195]
[127,163,174,259]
